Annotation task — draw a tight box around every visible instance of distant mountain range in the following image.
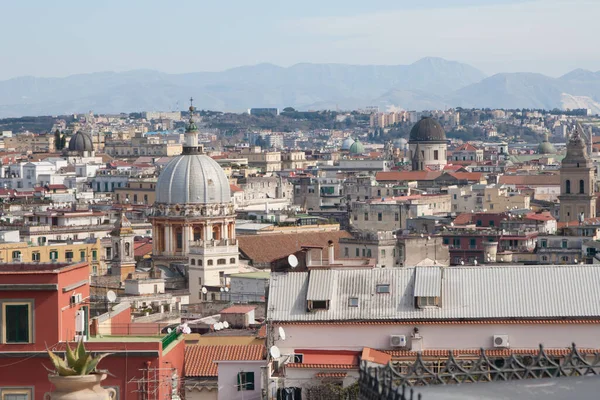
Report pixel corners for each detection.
[1,57,600,118]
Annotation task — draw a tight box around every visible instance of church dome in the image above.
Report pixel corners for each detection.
[349,139,365,154]
[68,131,94,153]
[409,117,446,143]
[155,154,231,204]
[341,137,355,151]
[537,134,556,154]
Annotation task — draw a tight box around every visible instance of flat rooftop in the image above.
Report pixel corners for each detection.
[0,262,80,273]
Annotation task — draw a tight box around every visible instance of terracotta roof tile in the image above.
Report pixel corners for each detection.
[238,231,352,265]
[134,243,153,258]
[185,345,265,377]
[383,348,600,358]
[230,184,244,193]
[499,175,560,186]
[455,143,479,151]
[315,372,348,378]
[286,364,357,369]
[376,171,441,182]
[453,213,473,226]
[361,347,392,365]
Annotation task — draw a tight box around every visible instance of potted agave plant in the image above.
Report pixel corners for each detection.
[44,340,116,400]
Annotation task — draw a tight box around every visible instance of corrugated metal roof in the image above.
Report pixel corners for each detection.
[414,267,441,297]
[267,265,600,322]
[307,270,336,301]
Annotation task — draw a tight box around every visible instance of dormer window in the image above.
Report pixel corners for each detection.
[376,284,390,294]
[348,297,359,307]
[417,296,439,308]
[308,300,329,311]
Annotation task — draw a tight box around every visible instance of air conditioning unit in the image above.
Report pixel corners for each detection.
[493,335,509,348]
[390,335,407,348]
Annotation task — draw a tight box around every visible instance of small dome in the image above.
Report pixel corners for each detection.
[394,138,408,149]
[155,154,231,204]
[341,137,355,151]
[349,139,365,154]
[409,117,446,143]
[537,135,556,154]
[68,131,94,153]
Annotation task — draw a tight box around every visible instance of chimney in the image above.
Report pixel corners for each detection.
[327,240,334,265]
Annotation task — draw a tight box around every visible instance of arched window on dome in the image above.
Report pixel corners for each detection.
[580,180,585,194]
[566,180,571,194]
[193,226,202,242]
[175,227,183,250]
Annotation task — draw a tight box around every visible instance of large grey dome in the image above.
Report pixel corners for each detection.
[68,131,94,152]
[155,154,231,204]
[409,117,446,143]
[341,137,355,151]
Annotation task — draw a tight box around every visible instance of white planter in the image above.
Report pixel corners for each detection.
[44,374,116,400]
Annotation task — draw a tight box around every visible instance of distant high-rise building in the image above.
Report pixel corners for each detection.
[248,108,279,117]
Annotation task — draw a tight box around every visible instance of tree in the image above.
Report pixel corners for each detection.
[282,107,296,112]
[54,130,62,150]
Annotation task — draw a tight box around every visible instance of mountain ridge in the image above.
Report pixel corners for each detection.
[0,58,599,117]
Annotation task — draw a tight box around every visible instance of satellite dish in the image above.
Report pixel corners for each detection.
[270,345,281,359]
[223,321,229,329]
[224,287,229,292]
[288,254,299,268]
[474,260,478,266]
[278,327,286,341]
[167,328,172,333]
[460,260,465,265]
[202,287,208,294]
[220,287,224,292]
[450,222,454,227]
[106,290,117,302]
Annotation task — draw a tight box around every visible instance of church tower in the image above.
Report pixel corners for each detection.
[559,123,596,222]
[110,210,136,280]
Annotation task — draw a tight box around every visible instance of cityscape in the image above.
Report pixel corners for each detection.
[3,1,600,400]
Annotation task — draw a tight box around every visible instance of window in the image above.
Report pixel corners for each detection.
[175,228,183,250]
[309,300,329,310]
[65,251,73,261]
[293,354,304,363]
[443,237,449,245]
[92,250,97,261]
[125,242,130,257]
[476,219,482,226]
[381,249,386,257]
[353,214,357,221]
[418,296,438,308]
[230,258,236,264]
[364,212,369,221]
[191,259,195,265]
[207,260,213,266]
[198,259,203,266]
[562,240,568,249]
[580,179,585,194]
[542,255,548,262]
[344,247,349,257]
[237,372,255,391]
[211,293,216,301]
[395,213,399,221]
[366,249,372,257]
[0,388,33,400]
[348,297,359,307]
[217,259,226,265]
[376,284,390,293]
[541,239,547,248]
[355,248,359,257]
[469,238,476,249]
[80,250,86,261]
[11,251,21,262]
[453,238,461,248]
[566,180,571,194]
[31,252,40,262]
[434,150,439,160]
[2,302,32,343]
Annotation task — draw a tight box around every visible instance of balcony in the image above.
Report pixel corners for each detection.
[189,239,238,255]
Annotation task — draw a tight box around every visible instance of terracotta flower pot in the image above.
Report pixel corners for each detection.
[44,374,116,400]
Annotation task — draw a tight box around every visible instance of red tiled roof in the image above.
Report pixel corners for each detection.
[525,212,555,222]
[453,213,473,225]
[230,184,244,193]
[185,345,265,377]
[134,243,153,257]
[238,230,352,265]
[443,164,467,172]
[455,143,479,151]
[257,325,267,339]
[286,364,357,369]
[383,348,600,358]
[46,184,67,190]
[361,347,391,365]
[446,172,484,181]
[220,305,256,314]
[315,372,348,378]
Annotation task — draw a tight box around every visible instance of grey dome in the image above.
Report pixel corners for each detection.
[155,154,231,204]
[537,134,556,154]
[68,131,94,152]
[341,137,355,151]
[409,117,446,143]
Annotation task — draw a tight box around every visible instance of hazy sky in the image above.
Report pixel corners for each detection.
[1,0,599,80]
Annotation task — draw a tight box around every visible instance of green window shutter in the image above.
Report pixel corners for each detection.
[246,372,255,390]
[237,373,242,391]
[5,304,29,343]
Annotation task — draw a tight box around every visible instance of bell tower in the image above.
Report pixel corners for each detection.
[559,123,596,222]
[110,209,136,280]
